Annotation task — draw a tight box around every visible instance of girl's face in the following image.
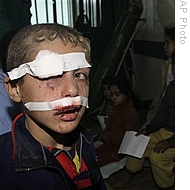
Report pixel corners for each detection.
[18,39,90,138]
[110,84,127,106]
[164,36,175,58]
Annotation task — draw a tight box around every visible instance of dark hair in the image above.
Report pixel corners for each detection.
[109,77,131,97]
[109,77,145,111]
[164,23,175,42]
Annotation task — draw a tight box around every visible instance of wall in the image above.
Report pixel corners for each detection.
[132,0,175,100]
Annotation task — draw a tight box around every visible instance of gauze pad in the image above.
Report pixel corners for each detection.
[8,50,91,80]
[24,96,88,111]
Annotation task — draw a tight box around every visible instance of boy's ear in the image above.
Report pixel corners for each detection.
[3,76,22,102]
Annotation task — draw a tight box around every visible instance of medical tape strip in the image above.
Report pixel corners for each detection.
[24,96,89,111]
[8,50,91,80]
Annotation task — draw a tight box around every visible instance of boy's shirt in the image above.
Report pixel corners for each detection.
[0,113,106,189]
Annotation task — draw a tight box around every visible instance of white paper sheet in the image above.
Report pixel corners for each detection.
[118,131,150,158]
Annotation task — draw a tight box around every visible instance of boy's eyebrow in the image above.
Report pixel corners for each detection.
[7,50,91,80]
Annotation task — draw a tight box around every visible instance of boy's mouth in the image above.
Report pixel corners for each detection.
[54,105,82,121]
[54,105,82,115]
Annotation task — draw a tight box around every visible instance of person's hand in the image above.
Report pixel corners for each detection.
[135,129,147,136]
[154,140,170,153]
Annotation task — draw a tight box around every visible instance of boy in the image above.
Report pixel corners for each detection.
[0,24,106,189]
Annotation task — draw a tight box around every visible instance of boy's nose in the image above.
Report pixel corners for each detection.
[60,73,78,97]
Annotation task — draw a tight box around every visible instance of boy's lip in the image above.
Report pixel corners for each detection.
[54,105,82,121]
[57,112,79,121]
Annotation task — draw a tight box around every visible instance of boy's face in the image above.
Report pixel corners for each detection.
[164,36,175,58]
[110,84,127,106]
[18,39,90,134]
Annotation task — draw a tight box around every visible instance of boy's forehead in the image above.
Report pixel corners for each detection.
[37,39,83,54]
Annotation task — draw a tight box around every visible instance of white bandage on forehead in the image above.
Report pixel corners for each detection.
[24,96,89,111]
[8,50,91,80]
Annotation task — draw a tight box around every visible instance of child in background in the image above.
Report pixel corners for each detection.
[0,23,106,190]
[99,76,115,116]
[163,23,175,86]
[147,23,175,122]
[95,76,115,131]
[95,77,141,167]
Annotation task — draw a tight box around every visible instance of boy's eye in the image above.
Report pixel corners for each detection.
[74,72,88,80]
